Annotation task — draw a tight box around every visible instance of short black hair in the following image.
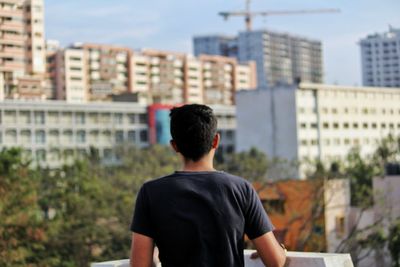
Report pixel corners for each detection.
[170,104,218,162]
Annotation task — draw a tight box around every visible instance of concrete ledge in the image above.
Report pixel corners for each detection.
[91,250,354,267]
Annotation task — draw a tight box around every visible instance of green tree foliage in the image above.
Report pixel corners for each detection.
[0,148,46,267]
[216,147,268,181]
[389,219,400,267]
[0,145,181,267]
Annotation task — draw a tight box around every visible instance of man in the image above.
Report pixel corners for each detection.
[130,104,286,267]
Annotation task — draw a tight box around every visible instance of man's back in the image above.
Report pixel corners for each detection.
[131,171,274,267]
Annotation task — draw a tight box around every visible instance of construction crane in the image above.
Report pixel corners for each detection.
[219,0,340,31]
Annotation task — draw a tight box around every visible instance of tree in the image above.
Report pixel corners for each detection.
[0,148,47,267]
[217,147,269,181]
[389,219,400,267]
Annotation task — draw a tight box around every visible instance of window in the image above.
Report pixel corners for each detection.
[75,112,85,124]
[114,113,123,124]
[300,123,307,129]
[69,57,81,62]
[115,131,124,143]
[140,130,148,142]
[128,114,136,124]
[139,114,147,124]
[323,123,329,129]
[343,123,349,129]
[335,216,345,238]
[36,150,46,161]
[311,140,319,145]
[262,199,285,214]
[34,111,45,124]
[226,130,234,140]
[35,130,45,144]
[310,123,317,129]
[128,131,136,143]
[353,123,359,129]
[19,111,31,124]
[70,76,82,81]
[76,131,86,143]
[226,145,234,154]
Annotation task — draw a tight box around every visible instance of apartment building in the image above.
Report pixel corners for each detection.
[360,26,400,87]
[130,49,257,106]
[0,100,237,166]
[45,44,256,105]
[0,0,46,99]
[193,30,323,88]
[236,83,400,178]
[83,43,132,100]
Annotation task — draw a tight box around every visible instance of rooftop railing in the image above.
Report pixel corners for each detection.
[91,250,354,267]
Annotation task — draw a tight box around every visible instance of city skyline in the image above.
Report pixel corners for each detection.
[45,0,400,86]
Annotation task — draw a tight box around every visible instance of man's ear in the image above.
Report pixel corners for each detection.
[170,140,179,153]
[212,133,220,149]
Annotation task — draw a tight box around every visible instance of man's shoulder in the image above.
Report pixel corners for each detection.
[143,171,251,189]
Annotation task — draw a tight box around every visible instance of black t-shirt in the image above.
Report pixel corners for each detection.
[131,171,274,267]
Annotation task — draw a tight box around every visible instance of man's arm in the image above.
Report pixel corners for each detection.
[130,233,154,267]
[252,231,286,267]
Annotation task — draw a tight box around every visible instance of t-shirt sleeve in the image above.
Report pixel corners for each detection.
[244,184,275,240]
[130,184,154,238]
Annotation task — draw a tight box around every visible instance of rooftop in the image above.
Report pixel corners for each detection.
[91,250,354,267]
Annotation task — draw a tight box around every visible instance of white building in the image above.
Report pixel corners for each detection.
[236,83,400,178]
[360,26,400,88]
[193,30,323,88]
[0,100,236,167]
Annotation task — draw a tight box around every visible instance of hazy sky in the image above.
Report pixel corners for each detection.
[45,0,400,86]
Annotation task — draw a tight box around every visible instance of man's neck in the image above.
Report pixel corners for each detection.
[182,155,215,172]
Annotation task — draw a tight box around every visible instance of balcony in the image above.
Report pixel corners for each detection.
[91,250,354,267]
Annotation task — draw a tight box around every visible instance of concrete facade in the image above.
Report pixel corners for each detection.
[0,100,236,167]
[360,26,400,88]
[236,83,400,178]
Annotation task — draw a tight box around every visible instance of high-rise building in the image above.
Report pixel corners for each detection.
[236,83,400,178]
[131,49,257,105]
[193,30,323,88]
[47,44,257,105]
[0,0,46,100]
[193,35,238,58]
[360,26,400,88]
[82,43,132,101]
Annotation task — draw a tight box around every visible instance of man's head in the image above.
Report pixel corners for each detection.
[170,104,218,162]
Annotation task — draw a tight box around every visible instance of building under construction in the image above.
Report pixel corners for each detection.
[194,0,339,88]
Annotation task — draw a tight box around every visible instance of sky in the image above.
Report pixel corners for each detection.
[45,0,400,86]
